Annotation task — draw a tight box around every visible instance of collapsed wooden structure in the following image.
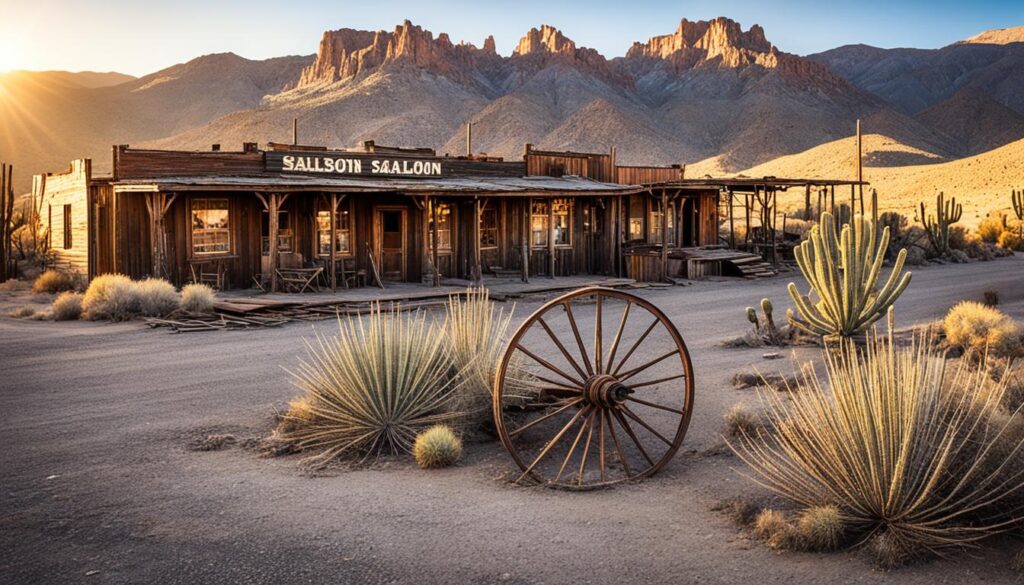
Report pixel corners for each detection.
[33,141,865,291]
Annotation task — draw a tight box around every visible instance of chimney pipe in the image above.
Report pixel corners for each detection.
[292,118,298,146]
[466,122,473,157]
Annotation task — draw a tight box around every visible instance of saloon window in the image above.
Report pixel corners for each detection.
[316,208,352,256]
[531,200,549,248]
[629,195,644,240]
[552,199,571,247]
[430,202,452,252]
[480,205,497,250]
[191,198,231,256]
[648,201,675,245]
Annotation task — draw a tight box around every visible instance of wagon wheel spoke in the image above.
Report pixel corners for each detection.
[618,404,675,447]
[508,398,583,438]
[598,408,607,482]
[594,294,603,374]
[516,405,590,483]
[610,317,660,376]
[578,410,597,486]
[554,408,593,483]
[625,373,687,390]
[562,302,594,377]
[604,300,632,374]
[514,344,585,388]
[625,395,686,416]
[611,408,655,467]
[605,408,632,478]
[536,317,589,381]
[617,349,681,383]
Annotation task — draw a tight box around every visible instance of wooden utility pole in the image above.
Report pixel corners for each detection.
[856,119,863,206]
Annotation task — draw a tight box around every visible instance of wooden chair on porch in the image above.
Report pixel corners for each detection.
[189,259,226,290]
[339,257,367,289]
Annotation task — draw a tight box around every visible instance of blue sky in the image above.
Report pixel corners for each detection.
[2,0,1022,76]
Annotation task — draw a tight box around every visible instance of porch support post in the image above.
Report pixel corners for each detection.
[520,198,530,283]
[329,192,338,292]
[660,189,669,281]
[472,197,483,285]
[728,189,735,248]
[804,184,811,219]
[431,198,440,287]
[144,191,177,280]
[269,193,280,292]
[547,197,555,278]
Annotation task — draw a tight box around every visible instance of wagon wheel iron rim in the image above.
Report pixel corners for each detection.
[492,287,695,490]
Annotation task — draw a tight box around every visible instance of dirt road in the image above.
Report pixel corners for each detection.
[2,257,1023,584]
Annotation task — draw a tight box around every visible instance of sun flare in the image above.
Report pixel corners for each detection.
[0,41,22,73]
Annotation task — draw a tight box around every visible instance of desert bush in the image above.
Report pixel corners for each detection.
[51,291,83,321]
[31,270,75,294]
[279,304,464,465]
[943,301,1022,359]
[724,404,760,437]
[753,509,795,549]
[7,305,36,318]
[443,288,515,425]
[998,230,1024,251]
[412,424,463,469]
[795,506,844,552]
[136,278,179,317]
[731,334,1024,565]
[977,212,1007,244]
[180,283,216,313]
[82,274,141,321]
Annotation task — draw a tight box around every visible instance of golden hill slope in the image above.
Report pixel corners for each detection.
[736,135,1024,228]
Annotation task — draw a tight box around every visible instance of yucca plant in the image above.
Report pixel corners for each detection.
[731,333,1024,564]
[787,212,911,342]
[281,303,465,465]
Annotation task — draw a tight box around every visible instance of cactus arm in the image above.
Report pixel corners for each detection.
[787,283,834,335]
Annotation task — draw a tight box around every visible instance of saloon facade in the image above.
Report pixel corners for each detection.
[34,141,861,291]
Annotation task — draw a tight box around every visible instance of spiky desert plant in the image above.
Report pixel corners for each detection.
[180,283,216,313]
[281,303,464,465]
[943,301,1022,360]
[731,333,1024,563]
[796,505,845,552]
[919,192,962,257]
[1013,189,1024,238]
[444,288,517,423]
[412,424,463,469]
[787,212,911,341]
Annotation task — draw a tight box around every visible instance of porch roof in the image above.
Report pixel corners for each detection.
[642,177,870,191]
[110,174,643,197]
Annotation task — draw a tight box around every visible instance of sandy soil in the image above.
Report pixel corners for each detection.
[2,257,1024,584]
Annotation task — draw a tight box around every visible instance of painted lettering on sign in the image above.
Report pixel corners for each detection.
[269,152,443,177]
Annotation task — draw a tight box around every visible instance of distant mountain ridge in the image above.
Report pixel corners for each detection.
[2,18,1024,193]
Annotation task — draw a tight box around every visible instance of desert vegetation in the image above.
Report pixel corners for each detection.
[731,332,1024,567]
[943,301,1023,361]
[412,425,463,469]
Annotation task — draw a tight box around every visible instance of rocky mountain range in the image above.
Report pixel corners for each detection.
[2,17,1023,192]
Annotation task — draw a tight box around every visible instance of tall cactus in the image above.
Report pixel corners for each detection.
[1013,189,1024,238]
[787,212,912,341]
[919,192,962,257]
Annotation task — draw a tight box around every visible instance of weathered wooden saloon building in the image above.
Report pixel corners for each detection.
[34,141,864,290]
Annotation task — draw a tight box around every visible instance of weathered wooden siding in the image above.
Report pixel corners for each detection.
[525,147,615,182]
[36,160,91,276]
[615,166,683,185]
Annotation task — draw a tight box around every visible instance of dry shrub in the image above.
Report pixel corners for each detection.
[82,274,141,321]
[983,290,1000,307]
[180,283,216,313]
[977,213,1007,244]
[948,225,969,251]
[724,404,760,437]
[51,292,84,321]
[943,301,1022,360]
[753,509,795,549]
[731,333,1024,565]
[998,230,1024,251]
[278,304,465,465]
[32,270,75,294]
[0,279,30,292]
[136,278,179,317]
[412,425,463,469]
[7,305,36,318]
[795,505,844,552]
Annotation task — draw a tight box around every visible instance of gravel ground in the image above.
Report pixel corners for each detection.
[2,256,1024,584]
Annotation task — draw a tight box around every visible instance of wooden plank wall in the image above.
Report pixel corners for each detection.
[615,165,683,185]
[36,159,92,276]
[525,148,614,182]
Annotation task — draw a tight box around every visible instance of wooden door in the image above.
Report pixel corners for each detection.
[374,207,407,281]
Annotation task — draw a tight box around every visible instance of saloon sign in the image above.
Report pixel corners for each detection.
[266,151,443,178]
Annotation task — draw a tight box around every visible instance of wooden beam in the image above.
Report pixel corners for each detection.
[473,197,483,285]
[547,197,555,278]
[728,189,735,248]
[269,193,280,292]
[431,198,441,287]
[660,190,669,281]
[329,192,338,292]
[521,198,530,283]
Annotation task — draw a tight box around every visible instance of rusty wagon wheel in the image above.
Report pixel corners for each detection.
[492,287,694,489]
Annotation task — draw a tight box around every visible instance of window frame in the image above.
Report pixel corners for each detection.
[648,201,676,245]
[190,197,232,257]
[530,200,549,249]
[316,205,353,258]
[429,202,453,254]
[552,198,572,248]
[479,204,498,251]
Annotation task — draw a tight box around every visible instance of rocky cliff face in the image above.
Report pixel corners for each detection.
[625,17,773,68]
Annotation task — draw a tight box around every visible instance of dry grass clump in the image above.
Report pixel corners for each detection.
[795,506,844,552]
[82,274,140,321]
[136,278,179,317]
[31,270,75,294]
[998,230,1024,251]
[51,291,84,321]
[412,425,463,469]
[753,509,796,549]
[0,279,30,292]
[977,213,1007,243]
[724,404,760,437]
[180,283,216,313]
[278,304,464,465]
[732,333,1024,565]
[7,305,36,318]
[943,301,1022,359]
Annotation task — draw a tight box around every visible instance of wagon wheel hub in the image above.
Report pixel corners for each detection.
[585,374,632,408]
